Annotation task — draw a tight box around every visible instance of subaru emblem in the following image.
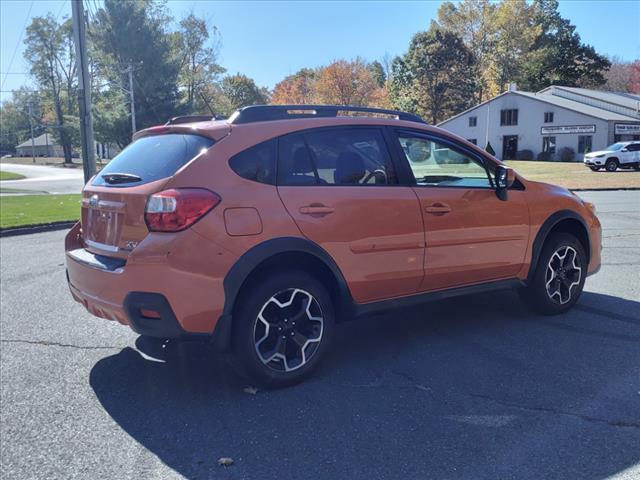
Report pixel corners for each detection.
[89,194,99,207]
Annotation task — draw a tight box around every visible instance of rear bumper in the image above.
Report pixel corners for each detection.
[65,222,235,339]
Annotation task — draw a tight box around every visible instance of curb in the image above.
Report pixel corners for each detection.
[0,220,77,238]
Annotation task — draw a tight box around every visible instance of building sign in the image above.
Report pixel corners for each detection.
[614,123,640,135]
[540,125,596,135]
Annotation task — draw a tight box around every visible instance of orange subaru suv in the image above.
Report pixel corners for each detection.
[65,105,601,387]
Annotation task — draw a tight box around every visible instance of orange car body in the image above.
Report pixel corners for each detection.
[65,112,601,344]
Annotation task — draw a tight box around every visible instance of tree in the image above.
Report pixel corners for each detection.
[435,0,497,102]
[390,28,479,124]
[24,14,78,163]
[91,0,183,145]
[176,13,225,112]
[519,0,610,91]
[601,58,636,93]
[630,61,640,93]
[221,73,269,111]
[486,0,540,96]
[0,88,45,154]
[367,60,386,88]
[315,58,377,106]
[271,68,317,104]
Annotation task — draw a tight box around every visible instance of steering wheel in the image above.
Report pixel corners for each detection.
[362,169,387,184]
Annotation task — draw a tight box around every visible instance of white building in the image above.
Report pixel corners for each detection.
[438,86,640,161]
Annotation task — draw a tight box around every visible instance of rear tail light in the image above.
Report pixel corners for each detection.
[145,188,220,232]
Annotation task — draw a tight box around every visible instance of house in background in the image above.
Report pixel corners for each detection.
[14,133,120,160]
[15,133,65,157]
[438,86,640,161]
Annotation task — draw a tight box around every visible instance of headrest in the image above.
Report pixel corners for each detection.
[334,151,366,184]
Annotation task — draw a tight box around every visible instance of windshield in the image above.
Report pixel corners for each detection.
[605,142,626,151]
[92,134,214,187]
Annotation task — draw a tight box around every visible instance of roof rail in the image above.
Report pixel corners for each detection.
[165,115,216,125]
[228,105,426,125]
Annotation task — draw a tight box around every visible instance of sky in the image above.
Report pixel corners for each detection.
[1,0,639,103]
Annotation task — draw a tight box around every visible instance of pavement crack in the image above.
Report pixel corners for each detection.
[1,338,120,350]
[471,393,639,429]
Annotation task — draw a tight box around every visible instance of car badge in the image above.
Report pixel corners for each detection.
[89,194,99,207]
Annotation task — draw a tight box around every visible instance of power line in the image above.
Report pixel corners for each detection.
[1,1,35,90]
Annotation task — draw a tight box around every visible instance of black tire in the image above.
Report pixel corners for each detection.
[519,233,587,315]
[605,159,618,172]
[232,270,334,388]
[589,166,600,171]
[633,164,640,171]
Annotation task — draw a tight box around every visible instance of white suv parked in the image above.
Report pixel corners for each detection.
[584,141,640,172]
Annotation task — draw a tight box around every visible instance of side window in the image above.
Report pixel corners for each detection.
[229,139,276,184]
[397,132,492,188]
[278,128,397,186]
[277,134,317,185]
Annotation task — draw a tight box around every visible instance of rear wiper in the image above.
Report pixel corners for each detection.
[101,172,142,184]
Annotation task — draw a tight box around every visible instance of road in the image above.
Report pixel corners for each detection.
[1,190,639,480]
[0,163,84,194]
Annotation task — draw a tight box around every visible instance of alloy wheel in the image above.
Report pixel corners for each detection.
[545,246,582,305]
[253,288,324,372]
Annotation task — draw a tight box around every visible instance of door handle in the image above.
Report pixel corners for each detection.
[299,204,335,215]
[424,202,451,214]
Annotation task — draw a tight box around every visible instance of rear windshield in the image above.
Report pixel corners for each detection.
[92,134,214,187]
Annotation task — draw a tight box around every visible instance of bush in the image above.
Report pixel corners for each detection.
[485,142,495,156]
[537,151,554,161]
[516,149,534,160]
[558,147,576,162]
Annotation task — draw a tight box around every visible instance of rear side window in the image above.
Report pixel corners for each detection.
[229,139,276,184]
[278,128,397,186]
[92,134,213,187]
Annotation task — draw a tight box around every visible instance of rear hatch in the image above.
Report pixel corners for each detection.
[81,133,215,259]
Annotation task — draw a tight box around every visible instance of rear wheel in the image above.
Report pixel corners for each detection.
[589,166,601,171]
[605,159,618,172]
[520,233,587,315]
[633,164,640,171]
[232,270,334,388]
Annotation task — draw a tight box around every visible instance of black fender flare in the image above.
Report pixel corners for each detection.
[528,209,590,283]
[212,237,352,350]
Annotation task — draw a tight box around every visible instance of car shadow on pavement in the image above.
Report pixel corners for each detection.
[90,290,640,480]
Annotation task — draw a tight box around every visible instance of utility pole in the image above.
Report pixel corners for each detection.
[71,0,96,183]
[28,103,35,163]
[127,63,136,135]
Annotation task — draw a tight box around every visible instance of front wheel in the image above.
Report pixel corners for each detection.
[605,159,618,172]
[633,164,640,171]
[520,233,587,315]
[232,270,334,388]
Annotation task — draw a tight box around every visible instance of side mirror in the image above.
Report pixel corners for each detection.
[495,165,515,201]
[621,148,628,152]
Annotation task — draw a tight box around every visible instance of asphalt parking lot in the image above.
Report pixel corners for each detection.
[1,190,639,480]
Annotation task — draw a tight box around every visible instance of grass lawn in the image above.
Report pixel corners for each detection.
[505,160,640,190]
[0,194,81,229]
[0,171,26,181]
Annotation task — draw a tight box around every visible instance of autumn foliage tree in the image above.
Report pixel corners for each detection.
[271,68,317,104]
[315,58,377,105]
[271,59,390,108]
